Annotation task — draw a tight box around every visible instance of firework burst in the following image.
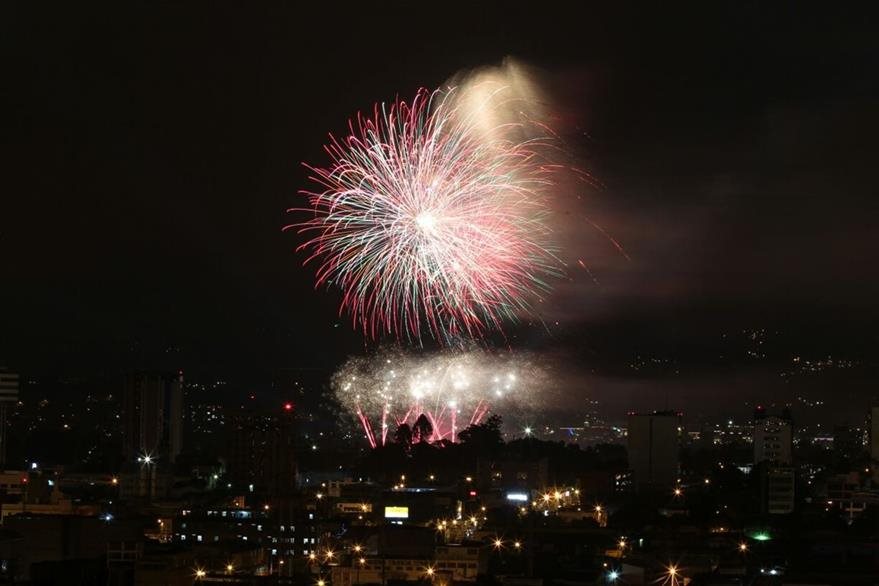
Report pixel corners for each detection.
[289,86,566,345]
[333,350,543,448]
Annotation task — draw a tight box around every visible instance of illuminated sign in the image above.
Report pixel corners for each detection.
[506,492,529,502]
[384,506,409,519]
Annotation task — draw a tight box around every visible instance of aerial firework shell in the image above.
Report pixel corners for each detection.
[291,86,565,345]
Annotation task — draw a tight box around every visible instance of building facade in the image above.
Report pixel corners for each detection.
[627,411,681,489]
[121,371,183,464]
[0,369,20,468]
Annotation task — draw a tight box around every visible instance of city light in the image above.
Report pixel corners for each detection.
[353,544,362,553]
[493,537,504,549]
[226,564,234,572]
[607,570,619,582]
[194,568,206,579]
[513,541,522,549]
[738,542,748,552]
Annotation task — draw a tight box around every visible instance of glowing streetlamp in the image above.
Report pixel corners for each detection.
[194,568,206,580]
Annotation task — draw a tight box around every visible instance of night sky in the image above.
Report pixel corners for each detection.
[4,4,878,416]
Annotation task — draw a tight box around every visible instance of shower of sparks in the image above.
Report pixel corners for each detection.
[289,86,566,345]
[332,350,544,448]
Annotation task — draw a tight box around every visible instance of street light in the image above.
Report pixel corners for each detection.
[607,570,619,582]
[493,537,504,550]
[226,563,234,573]
[194,568,206,580]
[353,544,362,553]
[513,541,522,549]
[138,453,155,501]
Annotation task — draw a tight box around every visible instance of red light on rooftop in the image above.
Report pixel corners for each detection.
[468,490,477,497]
[283,402,294,411]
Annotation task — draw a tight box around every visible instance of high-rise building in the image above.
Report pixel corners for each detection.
[0,369,19,468]
[627,411,681,489]
[753,407,795,514]
[121,371,183,464]
[764,466,795,514]
[228,405,297,498]
[753,408,792,465]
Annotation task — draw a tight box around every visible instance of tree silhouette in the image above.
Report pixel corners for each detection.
[458,414,503,455]
[412,414,433,443]
[394,423,413,446]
